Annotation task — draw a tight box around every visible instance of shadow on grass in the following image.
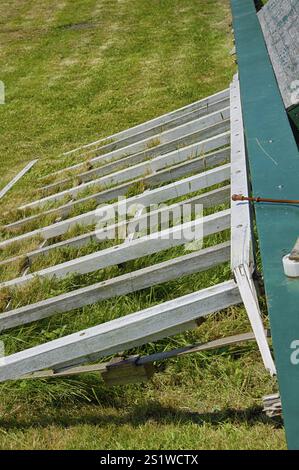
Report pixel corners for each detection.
[0,402,283,431]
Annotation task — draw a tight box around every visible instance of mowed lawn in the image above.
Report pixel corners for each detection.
[0,0,286,450]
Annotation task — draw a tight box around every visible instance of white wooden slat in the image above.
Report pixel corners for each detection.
[62,89,229,157]
[41,131,230,194]
[21,330,260,379]
[7,144,230,232]
[0,242,231,331]
[7,143,231,233]
[0,186,230,269]
[50,114,230,179]
[0,160,38,200]
[0,209,230,289]
[68,97,230,162]
[23,133,230,210]
[0,280,241,382]
[0,164,231,248]
[234,264,276,375]
[230,79,251,270]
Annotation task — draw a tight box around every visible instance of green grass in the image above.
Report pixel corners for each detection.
[0,0,285,450]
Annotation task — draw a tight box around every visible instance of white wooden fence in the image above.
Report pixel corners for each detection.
[0,79,275,383]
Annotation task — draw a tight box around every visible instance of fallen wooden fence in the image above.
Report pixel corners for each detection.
[0,80,273,391]
[1,163,231,245]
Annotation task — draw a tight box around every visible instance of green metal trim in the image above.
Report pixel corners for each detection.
[231,0,299,449]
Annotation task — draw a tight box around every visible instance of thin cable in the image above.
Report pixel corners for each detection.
[232,194,299,204]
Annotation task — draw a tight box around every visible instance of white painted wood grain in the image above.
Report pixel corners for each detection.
[0,242,231,331]
[0,280,240,382]
[62,89,229,157]
[0,186,230,269]
[22,130,230,210]
[0,164,230,248]
[0,209,230,289]
[42,131,230,194]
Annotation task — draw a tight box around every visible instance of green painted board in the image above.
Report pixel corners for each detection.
[231,0,299,449]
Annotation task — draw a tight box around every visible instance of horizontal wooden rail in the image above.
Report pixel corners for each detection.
[0,164,230,247]
[62,88,229,157]
[41,131,230,194]
[0,242,231,331]
[22,129,230,210]
[22,329,262,381]
[0,186,230,268]
[0,280,241,382]
[0,209,230,289]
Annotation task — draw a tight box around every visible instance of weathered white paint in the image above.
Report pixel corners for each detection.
[42,131,230,193]
[22,132,230,210]
[0,186,230,268]
[0,209,230,289]
[0,164,231,248]
[230,79,252,270]
[0,242,231,331]
[0,280,241,382]
[234,264,276,375]
[62,89,229,157]
[49,114,230,179]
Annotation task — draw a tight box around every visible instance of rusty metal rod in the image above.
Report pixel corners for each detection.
[232,194,299,204]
